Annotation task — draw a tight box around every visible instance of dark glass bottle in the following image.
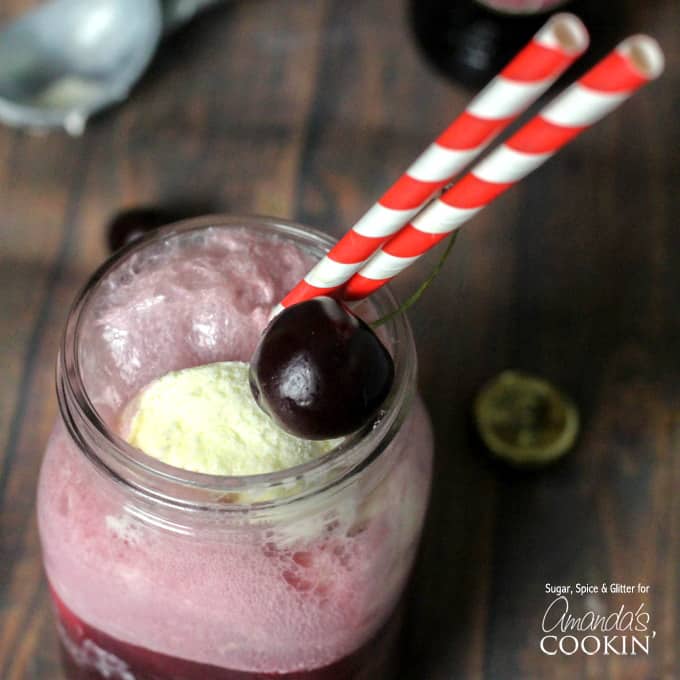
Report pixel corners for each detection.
[410,0,614,88]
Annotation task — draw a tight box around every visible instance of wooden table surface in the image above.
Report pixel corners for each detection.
[1,1,678,678]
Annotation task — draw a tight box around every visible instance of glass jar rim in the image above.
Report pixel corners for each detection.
[58,215,417,512]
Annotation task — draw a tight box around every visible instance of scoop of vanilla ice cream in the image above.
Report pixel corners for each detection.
[122,362,338,475]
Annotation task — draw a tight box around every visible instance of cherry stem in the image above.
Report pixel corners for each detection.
[370,231,460,329]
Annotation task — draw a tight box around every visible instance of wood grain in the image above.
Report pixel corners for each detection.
[0,0,677,678]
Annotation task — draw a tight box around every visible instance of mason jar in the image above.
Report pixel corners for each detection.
[37,216,433,680]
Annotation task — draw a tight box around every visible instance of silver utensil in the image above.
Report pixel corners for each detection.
[0,0,221,135]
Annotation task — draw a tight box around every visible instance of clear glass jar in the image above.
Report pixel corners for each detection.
[37,216,433,680]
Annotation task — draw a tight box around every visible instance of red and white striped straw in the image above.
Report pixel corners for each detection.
[342,35,665,301]
[276,13,589,312]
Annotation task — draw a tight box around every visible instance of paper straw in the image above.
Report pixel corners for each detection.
[276,14,589,312]
[342,36,665,301]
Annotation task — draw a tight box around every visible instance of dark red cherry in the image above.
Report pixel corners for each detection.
[106,208,176,252]
[249,297,394,439]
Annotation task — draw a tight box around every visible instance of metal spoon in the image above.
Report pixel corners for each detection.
[0,0,220,135]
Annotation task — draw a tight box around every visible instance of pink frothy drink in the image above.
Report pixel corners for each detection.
[37,216,433,679]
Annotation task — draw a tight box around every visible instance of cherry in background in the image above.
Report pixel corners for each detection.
[106,204,217,252]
